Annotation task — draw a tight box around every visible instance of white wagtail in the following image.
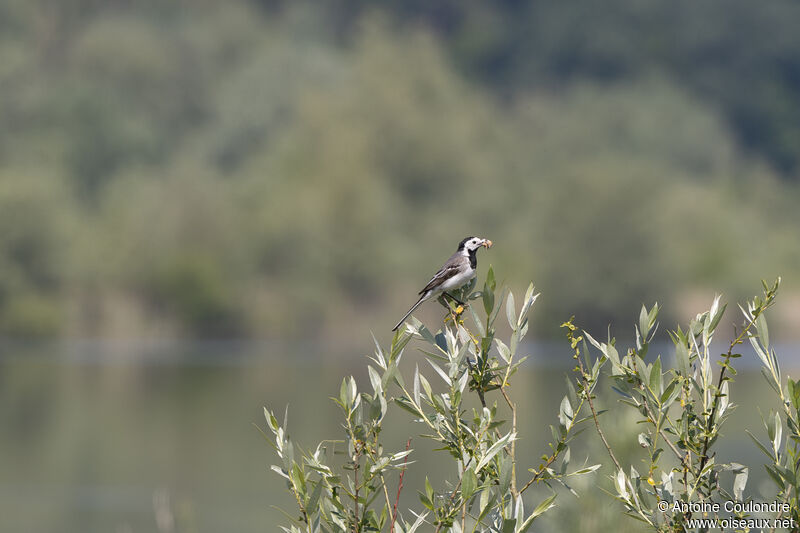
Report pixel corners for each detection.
[392,236,493,331]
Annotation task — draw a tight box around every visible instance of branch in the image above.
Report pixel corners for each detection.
[585,377,622,472]
[697,316,759,491]
[499,387,518,496]
[388,439,411,533]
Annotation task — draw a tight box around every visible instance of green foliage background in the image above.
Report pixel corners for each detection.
[1,0,799,339]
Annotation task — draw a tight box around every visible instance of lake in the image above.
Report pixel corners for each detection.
[1,340,797,532]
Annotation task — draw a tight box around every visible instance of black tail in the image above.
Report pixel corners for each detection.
[391,293,428,331]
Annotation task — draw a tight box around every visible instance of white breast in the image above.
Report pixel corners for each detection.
[437,267,476,293]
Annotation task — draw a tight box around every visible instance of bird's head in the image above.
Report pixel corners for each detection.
[458,236,493,253]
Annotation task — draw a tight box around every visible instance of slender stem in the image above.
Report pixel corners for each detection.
[499,387,518,496]
[379,473,392,523]
[638,389,684,463]
[388,439,411,533]
[519,438,567,494]
[289,482,309,529]
[576,351,623,472]
[434,422,493,532]
[586,379,623,471]
[353,444,361,532]
[697,319,758,491]
[768,491,792,533]
[519,393,587,494]
[433,476,465,533]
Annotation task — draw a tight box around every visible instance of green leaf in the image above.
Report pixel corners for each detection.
[519,283,539,325]
[428,360,451,386]
[615,469,629,500]
[405,511,429,533]
[746,430,773,459]
[709,300,727,333]
[395,397,422,418]
[496,339,512,364]
[418,491,434,511]
[419,373,432,400]
[638,305,649,341]
[673,339,689,376]
[558,395,574,429]
[499,454,513,494]
[649,356,662,396]
[772,410,783,454]
[764,464,786,490]
[482,288,494,316]
[367,365,382,393]
[525,493,557,527]
[291,463,306,496]
[339,379,348,408]
[774,463,797,486]
[731,464,748,501]
[570,464,602,476]
[462,467,478,501]
[698,457,715,480]
[271,464,291,481]
[486,265,496,291]
[660,378,680,408]
[413,365,421,406]
[264,408,279,433]
[477,490,496,524]
[506,292,516,330]
[347,376,358,408]
[756,311,769,349]
[476,432,515,472]
[307,480,323,512]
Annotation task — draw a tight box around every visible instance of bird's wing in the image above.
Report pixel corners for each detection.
[419,254,465,294]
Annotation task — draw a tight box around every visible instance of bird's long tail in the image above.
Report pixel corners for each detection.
[392,293,428,331]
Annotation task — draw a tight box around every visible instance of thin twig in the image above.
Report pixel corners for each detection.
[519,442,566,494]
[353,444,361,532]
[638,389,685,463]
[586,379,623,471]
[499,387,518,496]
[768,490,792,533]
[433,476,465,533]
[388,439,411,533]
[379,474,392,525]
[433,424,491,533]
[697,319,758,493]
[576,350,623,472]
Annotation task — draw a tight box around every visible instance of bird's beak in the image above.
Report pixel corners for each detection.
[483,239,493,248]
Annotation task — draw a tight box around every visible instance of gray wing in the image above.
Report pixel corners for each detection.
[419,253,465,294]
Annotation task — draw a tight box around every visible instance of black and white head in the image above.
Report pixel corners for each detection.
[458,236,493,254]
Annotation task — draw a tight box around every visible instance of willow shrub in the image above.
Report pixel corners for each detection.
[262,267,600,532]
[573,277,798,531]
[263,272,797,532]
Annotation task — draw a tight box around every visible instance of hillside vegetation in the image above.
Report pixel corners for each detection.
[0,1,798,339]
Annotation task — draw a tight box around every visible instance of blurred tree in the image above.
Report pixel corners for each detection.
[0,0,799,340]
[0,173,70,336]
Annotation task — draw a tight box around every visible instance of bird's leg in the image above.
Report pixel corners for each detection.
[443,292,466,306]
[440,293,465,313]
[439,293,466,327]
[436,294,452,309]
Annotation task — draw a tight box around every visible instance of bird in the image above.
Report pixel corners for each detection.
[392,236,492,331]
